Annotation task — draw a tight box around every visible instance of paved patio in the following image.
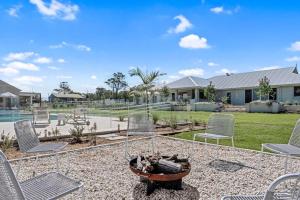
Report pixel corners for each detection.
[10,136,300,199]
[0,116,127,138]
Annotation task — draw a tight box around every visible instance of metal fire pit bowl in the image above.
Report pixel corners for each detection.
[129,156,191,195]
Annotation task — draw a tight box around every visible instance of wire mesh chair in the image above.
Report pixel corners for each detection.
[261,119,300,174]
[193,113,235,146]
[221,173,300,200]
[32,107,50,125]
[125,112,155,161]
[14,120,68,176]
[72,107,88,124]
[0,150,84,200]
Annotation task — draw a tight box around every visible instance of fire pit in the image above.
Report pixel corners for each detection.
[129,154,191,195]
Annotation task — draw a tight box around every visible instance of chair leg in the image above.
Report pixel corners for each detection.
[284,155,289,174]
[65,152,71,175]
[231,137,234,147]
[33,155,39,177]
[259,145,264,176]
[16,159,23,178]
[80,186,85,200]
[55,153,59,172]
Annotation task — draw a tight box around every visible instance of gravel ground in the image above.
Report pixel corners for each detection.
[11,136,300,199]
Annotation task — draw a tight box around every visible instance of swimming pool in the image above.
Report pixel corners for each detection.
[0,110,57,122]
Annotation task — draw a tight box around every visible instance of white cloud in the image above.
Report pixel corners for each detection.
[4,52,35,61]
[288,41,300,51]
[255,66,281,71]
[14,76,43,85]
[0,67,19,76]
[179,34,210,49]
[56,75,72,79]
[48,66,60,70]
[216,68,237,75]
[163,75,181,84]
[7,4,22,17]
[29,0,79,21]
[6,61,39,71]
[91,75,97,80]
[208,62,219,67]
[285,56,300,62]
[168,15,192,34]
[178,68,204,77]
[34,56,52,64]
[210,6,224,14]
[50,41,91,52]
[210,6,240,15]
[57,58,65,63]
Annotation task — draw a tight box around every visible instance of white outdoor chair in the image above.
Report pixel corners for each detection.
[261,119,300,174]
[0,150,84,200]
[221,173,300,200]
[125,112,155,161]
[72,107,88,124]
[193,113,235,147]
[32,107,50,125]
[14,120,68,176]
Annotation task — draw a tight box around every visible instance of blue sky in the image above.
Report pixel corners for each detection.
[1,0,300,98]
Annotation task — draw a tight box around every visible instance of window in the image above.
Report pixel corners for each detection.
[294,87,300,96]
[172,93,175,101]
[269,88,277,100]
[192,90,195,99]
[0,97,3,103]
[199,90,205,99]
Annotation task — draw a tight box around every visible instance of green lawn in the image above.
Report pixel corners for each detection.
[50,106,299,151]
[171,111,299,151]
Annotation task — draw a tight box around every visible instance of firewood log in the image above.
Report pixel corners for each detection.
[158,159,182,173]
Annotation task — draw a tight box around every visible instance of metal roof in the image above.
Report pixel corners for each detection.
[166,76,209,89]
[166,67,300,90]
[51,92,85,99]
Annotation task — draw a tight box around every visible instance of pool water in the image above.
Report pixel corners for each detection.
[0,110,57,122]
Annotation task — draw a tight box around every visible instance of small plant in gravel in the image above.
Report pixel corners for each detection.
[1,134,14,153]
[152,113,159,125]
[119,115,125,122]
[168,116,178,132]
[51,127,60,140]
[89,122,98,146]
[69,124,85,143]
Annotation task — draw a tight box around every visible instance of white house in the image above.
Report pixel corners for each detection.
[166,67,300,105]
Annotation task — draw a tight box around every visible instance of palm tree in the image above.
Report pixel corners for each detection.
[129,67,166,115]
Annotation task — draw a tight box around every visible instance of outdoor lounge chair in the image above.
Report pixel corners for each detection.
[14,120,68,176]
[32,107,50,124]
[261,119,300,174]
[0,150,84,199]
[193,113,235,147]
[221,173,300,200]
[125,112,155,161]
[72,107,88,124]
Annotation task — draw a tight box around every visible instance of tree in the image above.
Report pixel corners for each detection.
[258,76,272,100]
[159,86,170,102]
[119,90,131,102]
[105,72,128,99]
[204,81,216,102]
[95,87,106,100]
[54,82,72,93]
[129,67,166,114]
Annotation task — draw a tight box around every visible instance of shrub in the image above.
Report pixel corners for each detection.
[1,135,14,152]
[152,113,159,125]
[168,116,178,131]
[69,124,84,143]
[119,115,125,122]
[51,127,60,138]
